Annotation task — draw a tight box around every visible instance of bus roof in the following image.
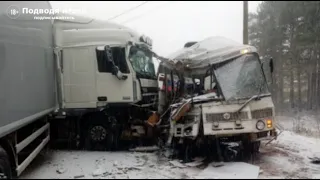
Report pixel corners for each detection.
[160,36,258,75]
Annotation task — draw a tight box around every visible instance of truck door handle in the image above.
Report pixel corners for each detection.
[97,97,107,101]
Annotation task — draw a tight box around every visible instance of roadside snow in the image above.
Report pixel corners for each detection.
[313,174,320,179]
[258,130,320,179]
[276,114,320,138]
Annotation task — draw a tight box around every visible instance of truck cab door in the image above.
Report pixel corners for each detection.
[95,46,134,103]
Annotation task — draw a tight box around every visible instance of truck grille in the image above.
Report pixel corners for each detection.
[206,112,248,122]
[251,108,273,119]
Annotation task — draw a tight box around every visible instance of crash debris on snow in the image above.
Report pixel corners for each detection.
[74,174,85,179]
[92,168,108,177]
[185,161,204,167]
[169,160,187,168]
[129,146,159,152]
[169,157,206,168]
[56,166,67,174]
[211,162,224,167]
[308,156,320,164]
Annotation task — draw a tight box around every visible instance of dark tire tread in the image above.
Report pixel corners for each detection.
[0,146,12,179]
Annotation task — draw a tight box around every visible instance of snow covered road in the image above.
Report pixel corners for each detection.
[19,131,320,179]
[20,150,201,179]
[257,131,320,179]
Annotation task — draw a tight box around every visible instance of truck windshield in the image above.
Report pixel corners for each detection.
[129,46,156,78]
[214,54,269,100]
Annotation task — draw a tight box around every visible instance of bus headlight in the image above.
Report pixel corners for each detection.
[266,119,273,128]
[256,120,265,130]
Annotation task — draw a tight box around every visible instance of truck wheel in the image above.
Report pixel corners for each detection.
[84,114,120,151]
[0,147,12,179]
[83,113,110,151]
[86,123,109,151]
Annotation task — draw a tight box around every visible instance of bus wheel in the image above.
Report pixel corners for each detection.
[0,146,12,179]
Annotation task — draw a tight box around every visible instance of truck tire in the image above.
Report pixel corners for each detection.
[85,123,109,151]
[84,113,119,151]
[0,146,12,179]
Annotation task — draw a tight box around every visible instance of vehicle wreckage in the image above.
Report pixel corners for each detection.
[156,36,277,162]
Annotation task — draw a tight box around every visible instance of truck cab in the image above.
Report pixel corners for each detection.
[54,16,157,109]
[52,15,158,150]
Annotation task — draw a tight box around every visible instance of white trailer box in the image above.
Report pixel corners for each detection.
[0,1,56,178]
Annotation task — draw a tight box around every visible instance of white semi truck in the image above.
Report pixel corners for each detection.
[51,9,159,151]
[0,1,158,178]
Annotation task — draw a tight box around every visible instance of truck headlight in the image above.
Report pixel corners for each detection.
[256,120,265,130]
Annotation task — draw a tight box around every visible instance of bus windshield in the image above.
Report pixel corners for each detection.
[214,54,269,100]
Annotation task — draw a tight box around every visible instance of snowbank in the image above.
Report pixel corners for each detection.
[258,130,320,179]
[276,114,320,138]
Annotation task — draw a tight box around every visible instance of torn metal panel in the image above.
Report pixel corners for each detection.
[170,100,192,122]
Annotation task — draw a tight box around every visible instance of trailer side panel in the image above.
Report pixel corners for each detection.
[0,1,56,137]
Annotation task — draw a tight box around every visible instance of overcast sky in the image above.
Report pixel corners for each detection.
[50,1,261,68]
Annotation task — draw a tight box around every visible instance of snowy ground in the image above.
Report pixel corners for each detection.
[276,114,320,138]
[20,114,320,179]
[20,150,201,179]
[19,129,320,179]
[256,131,320,179]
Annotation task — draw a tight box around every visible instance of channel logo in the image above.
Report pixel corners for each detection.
[7,5,20,19]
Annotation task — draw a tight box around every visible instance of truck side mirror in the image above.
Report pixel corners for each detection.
[104,45,127,80]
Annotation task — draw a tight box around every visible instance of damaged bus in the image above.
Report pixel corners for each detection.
[158,37,277,162]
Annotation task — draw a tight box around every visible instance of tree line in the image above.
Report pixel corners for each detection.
[249,1,320,113]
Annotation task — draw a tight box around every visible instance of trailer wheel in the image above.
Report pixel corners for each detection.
[0,147,12,179]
